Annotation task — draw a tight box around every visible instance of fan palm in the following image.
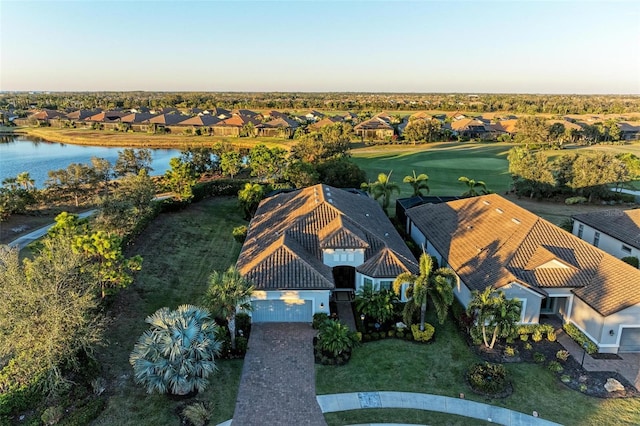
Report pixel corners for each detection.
[403,170,429,196]
[393,253,455,331]
[129,305,221,395]
[203,266,254,350]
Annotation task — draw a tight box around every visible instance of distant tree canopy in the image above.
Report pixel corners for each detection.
[4,92,640,116]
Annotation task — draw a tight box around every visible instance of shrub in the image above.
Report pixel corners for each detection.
[235,336,248,354]
[533,352,546,363]
[621,256,639,268]
[520,334,529,342]
[41,406,64,425]
[232,225,248,243]
[532,330,543,342]
[467,363,509,395]
[547,361,564,373]
[410,323,435,342]
[547,330,557,342]
[563,323,598,354]
[129,305,222,395]
[59,398,107,426]
[235,313,251,338]
[561,374,571,383]
[524,342,533,350]
[504,346,517,357]
[182,402,211,426]
[565,196,587,205]
[556,350,570,362]
[579,383,587,392]
[316,320,359,358]
[312,312,330,330]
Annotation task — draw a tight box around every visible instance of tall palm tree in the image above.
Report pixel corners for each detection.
[370,171,400,212]
[466,287,521,349]
[203,266,254,350]
[403,170,429,196]
[393,252,455,331]
[458,176,489,197]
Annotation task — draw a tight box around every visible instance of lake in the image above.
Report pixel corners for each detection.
[0,135,182,188]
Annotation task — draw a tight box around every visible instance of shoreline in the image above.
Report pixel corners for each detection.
[11,127,294,150]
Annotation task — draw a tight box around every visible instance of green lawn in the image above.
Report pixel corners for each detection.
[316,309,640,426]
[92,197,246,426]
[351,142,514,199]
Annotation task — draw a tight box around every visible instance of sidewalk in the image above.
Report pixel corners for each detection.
[316,392,561,426]
[6,209,96,250]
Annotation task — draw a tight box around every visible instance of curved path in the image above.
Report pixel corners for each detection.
[218,390,561,426]
[7,209,96,250]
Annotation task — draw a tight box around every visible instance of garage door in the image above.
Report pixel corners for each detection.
[251,300,312,323]
[619,327,640,353]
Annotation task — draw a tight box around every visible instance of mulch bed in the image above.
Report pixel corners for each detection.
[473,339,639,399]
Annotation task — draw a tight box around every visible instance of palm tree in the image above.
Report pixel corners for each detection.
[370,171,400,212]
[16,172,35,190]
[403,170,429,196]
[393,252,455,331]
[203,266,254,350]
[129,305,221,395]
[466,287,521,349]
[458,176,489,197]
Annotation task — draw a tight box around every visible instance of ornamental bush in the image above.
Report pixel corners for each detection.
[467,363,509,395]
[410,323,435,342]
[556,350,570,361]
[563,323,598,354]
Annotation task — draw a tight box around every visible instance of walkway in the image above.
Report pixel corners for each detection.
[316,392,561,426]
[6,209,96,250]
[556,329,640,390]
[335,301,357,331]
[232,323,326,426]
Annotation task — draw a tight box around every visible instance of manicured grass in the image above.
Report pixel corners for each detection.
[325,408,494,426]
[316,309,640,426]
[92,197,246,425]
[351,142,514,199]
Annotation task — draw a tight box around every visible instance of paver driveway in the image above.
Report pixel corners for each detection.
[232,323,327,426]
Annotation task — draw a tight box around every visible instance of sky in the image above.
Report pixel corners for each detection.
[1,0,639,94]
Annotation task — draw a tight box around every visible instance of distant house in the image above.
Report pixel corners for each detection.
[304,110,325,122]
[86,111,125,123]
[354,117,394,141]
[572,209,640,261]
[176,114,222,128]
[255,116,299,138]
[308,116,344,131]
[406,194,640,354]
[237,184,418,322]
[618,122,640,141]
[450,118,490,139]
[66,109,102,121]
[120,112,157,131]
[212,114,260,137]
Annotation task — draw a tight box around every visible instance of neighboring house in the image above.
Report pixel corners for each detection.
[255,116,299,138]
[211,114,260,137]
[354,117,394,141]
[176,114,222,128]
[66,109,102,121]
[307,116,344,131]
[572,209,640,261]
[450,118,493,139]
[237,184,419,323]
[304,110,325,122]
[618,122,640,141]
[119,112,157,132]
[406,194,640,354]
[86,110,125,123]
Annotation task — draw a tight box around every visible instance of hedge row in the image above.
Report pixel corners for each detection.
[563,323,598,354]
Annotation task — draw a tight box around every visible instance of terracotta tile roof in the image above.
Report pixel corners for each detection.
[120,112,156,124]
[176,114,221,126]
[407,194,640,316]
[309,116,343,130]
[66,109,101,120]
[354,117,394,131]
[572,209,640,250]
[30,109,67,120]
[217,115,260,127]
[148,113,187,125]
[87,111,125,122]
[498,119,519,134]
[237,185,418,291]
[257,116,299,129]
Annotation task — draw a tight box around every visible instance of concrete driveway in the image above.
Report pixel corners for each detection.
[232,323,326,426]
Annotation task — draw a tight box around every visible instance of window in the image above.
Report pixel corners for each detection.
[622,245,632,254]
[593,232,600,248]
[363,277,373,288]
[577,224,584,238]
[340,253,347,262]
[380,281,393,291]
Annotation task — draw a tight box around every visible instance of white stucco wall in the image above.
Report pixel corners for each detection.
[250,289,330,316]
[600,303,640,352]
[573,220,640,261]
[322,248,365,268]
[570,296,606,350]
[502,283,544,324]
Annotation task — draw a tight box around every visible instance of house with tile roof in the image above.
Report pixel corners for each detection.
[572,209,640,261]
[406,194,640,353]
[237,184,419,323]
[354,117,395,141]
[255,116,299,138]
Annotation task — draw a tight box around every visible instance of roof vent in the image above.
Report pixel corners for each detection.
[384,232,389,237]
[328,198,333,204]
[483,200,490,205]
[496,208,503,214]
[365,213,370,217]
[512,218,521,225]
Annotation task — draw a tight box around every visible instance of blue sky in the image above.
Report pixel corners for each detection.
[1,1,639,94]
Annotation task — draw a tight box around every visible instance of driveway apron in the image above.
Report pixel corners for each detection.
[232,323,327,426]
